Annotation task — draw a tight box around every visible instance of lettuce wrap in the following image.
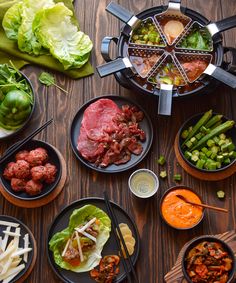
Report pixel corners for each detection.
[49,205,111,272]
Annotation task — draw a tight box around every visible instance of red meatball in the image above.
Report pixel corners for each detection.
[13,160,31,179]
[25,180,43,196]
[3,162,16,180]
[26,148,48,166]
[31,166,47,182]
[15,150,29,161]
[44,163,57,184]
[11,178,26,192]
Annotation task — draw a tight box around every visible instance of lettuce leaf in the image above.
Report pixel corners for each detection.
[49,205,111,272]
[2,1,23,40]
[32,3,93,69]
[17,0,54,55]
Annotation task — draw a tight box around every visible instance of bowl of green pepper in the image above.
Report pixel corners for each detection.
[0,64,35,140]
[178,110,236,173]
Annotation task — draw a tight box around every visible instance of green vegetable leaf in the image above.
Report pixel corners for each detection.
[2,1,23,40]
[39,72,54,86]
[33,3,93,70]
[49,205,111,273]
[39,72,68,94]
[17,0,54,55]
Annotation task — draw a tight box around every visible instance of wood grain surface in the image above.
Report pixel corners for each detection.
[0,0,236,283]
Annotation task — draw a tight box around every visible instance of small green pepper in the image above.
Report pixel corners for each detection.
[0,89,31,130]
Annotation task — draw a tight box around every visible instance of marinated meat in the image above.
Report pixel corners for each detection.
[182,59,208,82]
[11,178,26,192]
[25,180,43,195]
[15,150,29,161]
[26,147,48,166]
[44,163,57,184]
[127,138,143,155]
[31,166,47,181]
[63,246,80,261]
[3,162,16,180]
[14,160,31,179]
[130,54,160,77]
[77,99,146,167]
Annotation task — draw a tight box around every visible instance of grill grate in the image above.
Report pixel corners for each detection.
[125,12,214,91]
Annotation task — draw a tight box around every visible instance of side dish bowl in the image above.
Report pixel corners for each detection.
[0,139,62,201]
[159,186,204,230]
[182,236,236,283]
[0,69,36,140]
[178,112,236,173]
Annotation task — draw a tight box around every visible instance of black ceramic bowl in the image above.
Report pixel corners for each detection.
[178,113,236,173]
[0,69,36,140]
[182,236,236,283]
[159,186,205,230]
[0,139,62,201]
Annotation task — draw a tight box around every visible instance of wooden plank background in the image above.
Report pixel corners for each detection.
[0,0,236,282]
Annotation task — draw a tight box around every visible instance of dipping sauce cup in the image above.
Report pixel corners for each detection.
[160,186,204,230]
[128,169,159,198]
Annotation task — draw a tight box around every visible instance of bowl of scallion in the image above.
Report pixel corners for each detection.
[178,110,236,172]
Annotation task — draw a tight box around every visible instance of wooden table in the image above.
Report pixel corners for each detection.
[0,0,236,282]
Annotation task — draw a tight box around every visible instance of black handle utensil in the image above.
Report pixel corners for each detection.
[0,118,53,164]
[106,2,140,29]
[103,191,139,283]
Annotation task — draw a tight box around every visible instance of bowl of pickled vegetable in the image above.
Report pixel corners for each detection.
[182,236,236,283]
[0,64,35,140]
[178,110,236,172]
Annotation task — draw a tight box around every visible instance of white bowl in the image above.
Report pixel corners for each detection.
[128,168,159,198]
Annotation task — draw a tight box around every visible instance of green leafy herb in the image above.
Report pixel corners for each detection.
[217,190,225,199]
[180,27,211,51]
[39,72,68,94]
[0,63,33,103]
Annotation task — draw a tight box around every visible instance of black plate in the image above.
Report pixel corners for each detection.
[178,112,236,173]
[47,197,140,283]
[0,70,36,141]
[0,215,34,283]
[0,139,62,201]
[70,95,153,173]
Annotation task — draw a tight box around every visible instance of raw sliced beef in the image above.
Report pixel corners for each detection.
[82,99,121,138]
[77,99,121,161]
[77,98,146,167]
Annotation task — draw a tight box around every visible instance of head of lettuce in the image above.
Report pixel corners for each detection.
[49,205,111,272]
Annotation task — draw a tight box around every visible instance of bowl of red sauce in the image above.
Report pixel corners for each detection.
[182,236,236,283]
[160,186,204,230]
